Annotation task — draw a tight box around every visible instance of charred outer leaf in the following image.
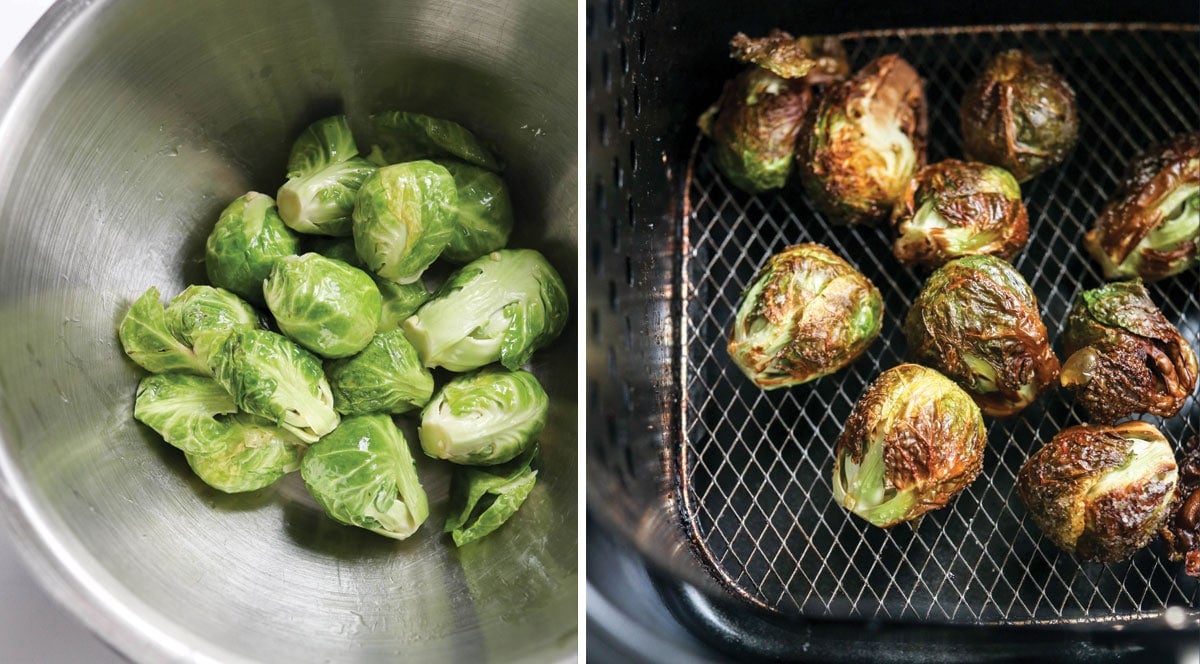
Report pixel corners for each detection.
[1161,435,1200,576]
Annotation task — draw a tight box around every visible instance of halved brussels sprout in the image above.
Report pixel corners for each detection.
[119,287,210,375]
[438,160,514,263]
[301,414,429,540]
[371,111,501,172]
[797,54,928,225]
[960,50,1078,182]
[891,159,1029,269]
[133,373,236,456]
[205,192,299,305]
[402,249,569,371]
[833,364,986,528]
[1061,280,1198,423]
[300,237,430,332]
[445,444,539,547]
[1084,132,1199,281]
[728,30,849,82]
[419,368,547,465]
[277,115,377,237]
[727,243,882,388]
[206,329,338,443]
[1017,421,1177,563]
[185,414,304,494]
[164,285,260,347]
[327,330,434,416]
[1161,434,1200,577]
[263,253,381,359]
[352,161,457,284]
[904,255,1059,417]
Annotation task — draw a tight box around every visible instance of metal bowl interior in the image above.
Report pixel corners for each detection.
[0,1,577,662]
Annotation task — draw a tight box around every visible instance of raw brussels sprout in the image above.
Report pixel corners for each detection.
[727,243,882,389]
[301,237,430,332]
[402,249,569,371]
[185,414,304,494]
[352,161,457,284]
[205,192,299,305]
[277,115,377,237]
[904,255,1059,417]
[327,330,434,416]
[797,54,928,225]
[263,253,382,358]
[300,414,429,540]
[1060,280,1198,423]
[206,329,339,443]
[960,50,1078,182]
[164,285,260,346]
[1161,434,1200,577]
[133,373,237,456]
[438,160,514,263]
[833,364,986,528]
[1017,421,1177,563]
[419,368,547,465]
[891,159,1029,269]
[728,30,849,83]
[119,287,210,375]
[371,111,501,172]
[1084,132,1199,281]
[445,444,539,547]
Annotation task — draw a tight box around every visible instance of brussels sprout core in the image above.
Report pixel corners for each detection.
[419,368,548,465]
[277,115,377,236]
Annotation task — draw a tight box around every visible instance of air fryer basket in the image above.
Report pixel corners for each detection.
[587,0,1199,646]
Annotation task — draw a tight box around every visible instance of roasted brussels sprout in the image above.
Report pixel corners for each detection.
[1017,422,1178,563]
[1060,280,1198,423]
[728,30,849,83]
[446,444,539,547]
[352,161,457,284]
[419,368,547,465]
[301,414,429,540]
[833,364,987,528]
[1161,435,1200,577]
[1084,132,1199,281]
[164,285,260,347]
[402,249,569,371]
[133,373,237,456]
[891,159,1029,269]
[371,111,501,172]
[205,192,299,306]
[185,414,304,494]
[301,237,430,332]
[263,253,382,359]
[276,115,377,237]
[904,255,1059,416]
[727,243,882,389]
[797,54,928,225]
[438,160,514,263]
[327,330,434,416]
[119,287,211,375]
[206,329,338,443]
[960,50,1078,182]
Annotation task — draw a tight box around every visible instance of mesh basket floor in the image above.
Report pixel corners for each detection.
[679,25,1200,625]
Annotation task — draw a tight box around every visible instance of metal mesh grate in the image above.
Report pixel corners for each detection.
[679,25,1200,625]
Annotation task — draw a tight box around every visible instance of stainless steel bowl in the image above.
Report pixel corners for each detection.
[0,0,577,661]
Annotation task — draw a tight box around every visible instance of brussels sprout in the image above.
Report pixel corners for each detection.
[833,364,987,528]
[960,50,1078,182]
[301,237,430,333]
[797,54,928,225]
[904,255,1059,417]
[727,243,882,389]
[205,192,299,305]
[263,253,381,358]
[1161,435,1200,577]
[119,287,211,375]
[402,249,569,371]
[371,111,501,172]
[277,115,378,237]
[891,159,1029,269]
[1060,280,1198,423]
[300,414,429,540]
[419,368,547,465]
[1084,132,1199,281]
[133,373,236,456]
[352,161,457,284]
[438,160,514,263]
[445,444,539,547]
[1017,421,1177,563]
[327,330,434,416]
[164,285,260,347]
[185,414,304,494]
[207,329,338,443]
[728,30,849,83]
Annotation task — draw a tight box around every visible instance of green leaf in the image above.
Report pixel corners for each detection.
[371,111,501,172]
[119,287,210,375]
[445,445,539,546]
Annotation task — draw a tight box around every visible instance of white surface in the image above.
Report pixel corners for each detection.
[0,1,126,661]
